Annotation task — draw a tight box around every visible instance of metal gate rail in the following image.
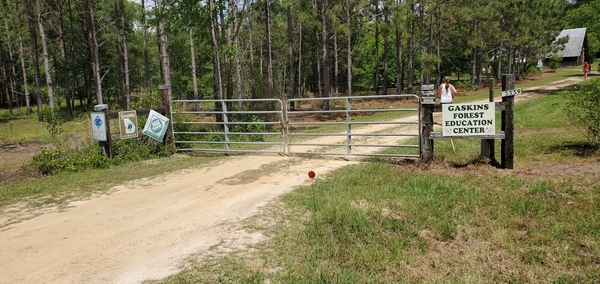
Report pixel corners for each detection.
[286,94,420,158]
[170,95,421,158]
[171,98,286,154]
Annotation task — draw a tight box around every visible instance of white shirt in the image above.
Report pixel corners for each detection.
[439,83,454,104]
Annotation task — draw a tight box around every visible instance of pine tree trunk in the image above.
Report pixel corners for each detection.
[248,12,256,99]
[265,0,274,97]
[141,0,151,95]
[406,1,415,94]
[426,9,434,84]
[16,14,32,117]
[0,64,11,116]
[346,0,352,97]
[84,0,103,105]
[297,22,303,98]
[383,7,389,96]
[316,29,322,99]
[286,5,296,103]
[496,47,503,82]
[55,1,73,115]
[157,0,171,102]
[35,0,54,110]
[436,7,441,85]
[320,0,331,110]
[1,11,15,115]
[334,33,339,96]
[396,27,404,93]
[24,0,43,121]
[120,0,131,110]
[207,0,223,101]
[374,3,380,96]
[190,28,200,110]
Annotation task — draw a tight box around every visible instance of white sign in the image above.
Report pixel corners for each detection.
[421,91,435,104]
[143,109,170,142]
[442,103,495,136]
[91,112,107,141]
[501,88,521,97]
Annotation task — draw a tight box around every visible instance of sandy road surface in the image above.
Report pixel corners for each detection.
[1,155,365,283]
[0,116,419,283]
[0,75,583,283]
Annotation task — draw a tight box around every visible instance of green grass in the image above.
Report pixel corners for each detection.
[0,153,219,210]
[452,68,582,104]
[150,69,600,283]
[2,67,599,283]
[155,159,599,283]
[0,115,54,143]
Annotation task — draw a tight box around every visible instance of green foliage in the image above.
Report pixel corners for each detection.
[112,137,172,163]
[230,115,268,142]
[562,79,600,146]
[549,54,562,72]
[41,107,63,136]
[526,64,543,76]
[565,0,600,57]
[131,90,161,110]
[27,141,110,175]
[26,137,174,176]
[453,80,477,91]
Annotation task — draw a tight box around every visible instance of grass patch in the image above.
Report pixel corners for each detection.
[155,161,600,283]
[151,69,600,283]
[2,68,599,282]
[0,154,219,210]
[452,68,581,104]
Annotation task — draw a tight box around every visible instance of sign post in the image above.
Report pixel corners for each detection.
[420,84,435,163]
[481,78,495,160]
[501,75,515,169]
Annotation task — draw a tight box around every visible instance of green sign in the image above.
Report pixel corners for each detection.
[119,110,138,139]
[143,109,170,142]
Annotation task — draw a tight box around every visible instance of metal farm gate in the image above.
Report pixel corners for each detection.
[170,94,421,158]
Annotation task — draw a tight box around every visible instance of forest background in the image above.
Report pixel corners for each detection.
[0,0,597,120]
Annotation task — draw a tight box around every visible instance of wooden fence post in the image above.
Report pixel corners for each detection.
[159,84,173,145]
[421,103,434,164]
[501,75,514,169]
[481,78,495,160]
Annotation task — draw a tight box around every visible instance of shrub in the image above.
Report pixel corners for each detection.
[27,141,110,175]
[41,107,63,135]
[562,79,600,146]
[453,80,477,91]
[26,137,174,175]
[549,55,562,72]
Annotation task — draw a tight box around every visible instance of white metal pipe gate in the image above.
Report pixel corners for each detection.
[171,94,421,158]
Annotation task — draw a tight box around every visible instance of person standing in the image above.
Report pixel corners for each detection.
[583,62,590,79]
[439,76,457,104]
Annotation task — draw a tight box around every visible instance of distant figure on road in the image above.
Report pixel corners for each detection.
[583,62,590,79]
[439,76,457,104]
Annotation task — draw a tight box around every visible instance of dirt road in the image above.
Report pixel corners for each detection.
[0,75,584,283]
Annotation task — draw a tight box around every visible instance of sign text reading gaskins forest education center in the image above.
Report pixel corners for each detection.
[442,103,495,136]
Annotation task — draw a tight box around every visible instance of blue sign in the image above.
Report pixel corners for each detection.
[91,112,107,141]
